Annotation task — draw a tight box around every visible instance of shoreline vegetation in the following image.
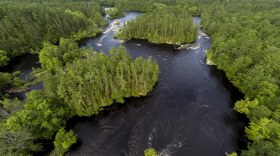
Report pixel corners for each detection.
[115,7,198,46]
[202,0,280,155]
[0,38,159,155]
[106,7,125,19]
[0,1,107,97]
[144,148,158,156]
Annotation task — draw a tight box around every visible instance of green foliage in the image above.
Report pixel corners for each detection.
[5,90,70,139]
[39,38,83,73]
[188,6,200,16]
[0,90,70,155]
[0,1,105,61]
[0,0,106,97]
[39,43,62,73]
[54,46,159,116]
[101,0,177,12]
[106,7,125,19]
[154,3,168,10]
[0,125,40,155]
[250,105,272,121]
[116,6,197,44]
[234,99,258,115]
[246,118,272,143]
[0,50,9,67]
[0,72,22,97]
[6,44,158,154]
[144,148,158,156]
[0,98,22,121]
[53,128,77,156]
[241,141,280,156]
[226,152,238,156]
[201,0,280,154]
[245,118,280,145]
[0,97,41,155]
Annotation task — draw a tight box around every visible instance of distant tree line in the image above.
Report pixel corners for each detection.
[100,0,202,14]
[0,1,105,59]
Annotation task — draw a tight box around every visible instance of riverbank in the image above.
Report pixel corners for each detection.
[115,7,198,48]
[68,14,245,156]
[0,7,246,156]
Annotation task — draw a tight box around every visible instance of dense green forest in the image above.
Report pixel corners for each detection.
[100,0,202,15]
[0,41,159,155]
[0,0,106,96]
[116,7,198,44]
[201,0,280,155]
[40,42,159,116]
[101,0,166,12]
[0,72,22,97]
[0,1,105,59]
[106,7,125,19]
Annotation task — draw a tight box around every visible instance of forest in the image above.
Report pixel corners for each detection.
[201,0,280,155]
[0,0,280,155]
[0,39,159,155]
[106,7,125,19]
[0,1,105,58]
[0,0,106,97]
[116,6,198,44]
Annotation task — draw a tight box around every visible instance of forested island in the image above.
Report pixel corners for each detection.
[1,41,158,155]
[106,7,125,19]
[115,7,198,45]
[0,0,280,156]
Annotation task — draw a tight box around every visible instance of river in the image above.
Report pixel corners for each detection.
[65,12,246,156]
[1,11,245,156]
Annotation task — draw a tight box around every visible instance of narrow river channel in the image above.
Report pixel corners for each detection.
[66,12,245,156]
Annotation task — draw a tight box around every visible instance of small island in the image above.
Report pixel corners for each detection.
[115,7,198,45]
[106,7,125,19]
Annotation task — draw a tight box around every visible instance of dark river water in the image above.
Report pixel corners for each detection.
[1,53,39,80]
[66,12,246,156]
[0,53,42,99]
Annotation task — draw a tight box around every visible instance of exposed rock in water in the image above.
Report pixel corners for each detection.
[174,43,198,50]
[206,58,215,65]
[115,20,121,25]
